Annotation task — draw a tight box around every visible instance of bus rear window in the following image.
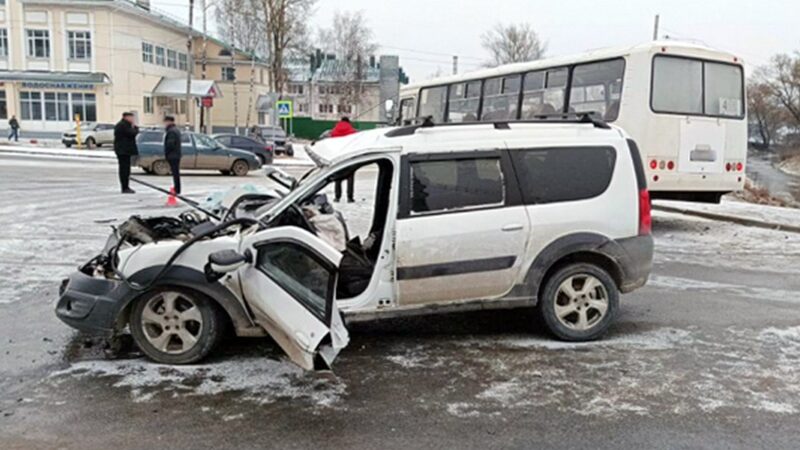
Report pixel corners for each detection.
[418,86,447,123]
[651,55,743,118]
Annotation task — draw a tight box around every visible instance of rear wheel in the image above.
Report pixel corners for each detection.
[537,263,618,341]
[231,159,249,176]
[152,159,171,176]
[286,146,294,157]
[129,287,224,364]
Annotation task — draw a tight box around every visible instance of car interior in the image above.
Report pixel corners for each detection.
[269,159,394,299]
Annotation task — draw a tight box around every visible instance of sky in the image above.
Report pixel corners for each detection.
[152,0,799,82]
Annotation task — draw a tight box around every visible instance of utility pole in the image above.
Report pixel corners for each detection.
[200,0,208,133]
[652,14,660,40]
[452,55,458,75]
[185,0,195,127]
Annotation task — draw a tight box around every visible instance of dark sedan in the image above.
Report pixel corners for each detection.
[212,134,274,165]
[135,130,261,176]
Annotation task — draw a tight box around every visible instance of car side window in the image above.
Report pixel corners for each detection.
[233,137,252,148]
[216,136,231,146]
[139,131,164,143]
[510,147,617,204]
[409,157,504,214]
[255,242,333,322]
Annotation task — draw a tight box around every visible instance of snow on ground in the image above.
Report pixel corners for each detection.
[49,356,346,407]
[778,155,800,177]
[657,197,800,228]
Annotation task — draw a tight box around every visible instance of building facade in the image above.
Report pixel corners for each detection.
[0,0,270,135]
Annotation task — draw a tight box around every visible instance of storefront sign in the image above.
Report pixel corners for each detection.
[21,81,96,90]
[201,96,214,108]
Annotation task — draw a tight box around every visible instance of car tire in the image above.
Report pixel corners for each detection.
[231,159,249,176]
[152,160,171,176]
[286,146,294,157]
[85,137,96,149]
[256,154,266,165]
[129,287,225,364]
[65,143,72,148]
[537,262,618,341]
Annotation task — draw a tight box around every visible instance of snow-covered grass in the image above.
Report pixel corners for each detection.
[778,155,800,177]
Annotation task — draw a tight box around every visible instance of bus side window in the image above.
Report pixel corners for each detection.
[481,75,520,121]
[399,98,416,125]
[418,86,447,123]
[447,81,480,122]
[521,69,567,119]
[569,59,625,121]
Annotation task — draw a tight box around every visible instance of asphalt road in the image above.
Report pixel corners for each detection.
[1,154,800,449]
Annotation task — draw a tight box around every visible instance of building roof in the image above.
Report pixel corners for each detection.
[0,70,111,84]
[152,78,223,98]
[312,60,380,83]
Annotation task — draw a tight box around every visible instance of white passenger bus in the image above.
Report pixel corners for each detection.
[394,41,746,203]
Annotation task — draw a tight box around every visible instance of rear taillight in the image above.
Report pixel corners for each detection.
[638,189,652,235]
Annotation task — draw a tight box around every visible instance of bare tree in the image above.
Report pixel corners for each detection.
[481,22,546,67]
[747,77,786,149]
[764,53,800,128]
[316,10,378,116]
[217,0,315,93]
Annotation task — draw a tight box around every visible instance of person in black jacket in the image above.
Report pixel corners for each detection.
[163,115,182,194]
[113,112,138,194]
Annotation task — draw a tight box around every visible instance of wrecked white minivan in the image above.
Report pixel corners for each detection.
[56,117,653,370]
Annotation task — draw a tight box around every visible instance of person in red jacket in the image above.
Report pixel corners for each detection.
[330,117,357,202]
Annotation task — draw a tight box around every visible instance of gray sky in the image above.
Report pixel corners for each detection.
[154,0,798,82]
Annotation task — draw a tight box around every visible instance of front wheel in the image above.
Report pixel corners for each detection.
[129,287,224,364]
[231,159,249,176]
[85,137,96,149]
[537,263,618,341]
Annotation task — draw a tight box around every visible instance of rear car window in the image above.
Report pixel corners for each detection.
[511,147,616,204]
[409,157,504,214]
[138,131,164,143]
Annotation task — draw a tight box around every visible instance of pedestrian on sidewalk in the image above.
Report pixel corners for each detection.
[113,112,139,194]
[8,115,20,142]
[163,115,182,195]
[330,116,358,203]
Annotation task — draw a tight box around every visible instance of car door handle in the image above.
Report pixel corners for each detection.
[501,224,524,232]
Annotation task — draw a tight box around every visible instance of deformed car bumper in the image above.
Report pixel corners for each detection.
[55,270,126,335]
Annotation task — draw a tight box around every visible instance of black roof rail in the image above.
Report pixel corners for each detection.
[384,112,610,138]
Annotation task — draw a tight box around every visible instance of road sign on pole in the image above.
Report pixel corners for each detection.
[276,100,293,119]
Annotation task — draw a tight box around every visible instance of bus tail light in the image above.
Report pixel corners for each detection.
[667,161,675,170]
[649,159,658,170]
[736,162,744,172]
[725,163,732,172]
[639,189,652,235]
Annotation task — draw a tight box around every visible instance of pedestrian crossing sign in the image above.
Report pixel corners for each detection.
[276,100,293,118]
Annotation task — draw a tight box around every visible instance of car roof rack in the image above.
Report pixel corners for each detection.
[385,112,610,137]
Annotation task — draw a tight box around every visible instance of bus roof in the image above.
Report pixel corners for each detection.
[401,40,741,92]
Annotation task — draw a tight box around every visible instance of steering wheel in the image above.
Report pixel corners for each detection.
[288,203,316,233]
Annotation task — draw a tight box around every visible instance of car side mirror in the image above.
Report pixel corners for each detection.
[204,249,251,282]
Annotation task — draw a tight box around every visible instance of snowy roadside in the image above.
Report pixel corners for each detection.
[0,143,315,167]
[655,197,800,232]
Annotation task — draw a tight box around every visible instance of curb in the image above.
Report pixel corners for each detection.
[653,204,800,234]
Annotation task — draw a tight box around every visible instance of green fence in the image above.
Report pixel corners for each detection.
[288,117,381,140]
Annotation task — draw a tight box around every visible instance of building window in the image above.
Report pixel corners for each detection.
[0,91,7,119]
[44,92,70,121]
[67,31,91,60]
[26,29,50,59]
[337,104,352,114]
[178,53,188,71]
[155,46,165,66]
[0,29,8,59]
[167,49,177,69]
[222,67,236,81]
[143,96,154,114]
[318,104,333,114]
[297,103,307,113]
[20,91,43,120]
[289,84,304,95]
[71,93,96,122]
[141,42,153,64]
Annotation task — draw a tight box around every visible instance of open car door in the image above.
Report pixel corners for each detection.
[239,227,349,370]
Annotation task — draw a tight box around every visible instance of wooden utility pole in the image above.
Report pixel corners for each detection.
[653,14,660,40]
[185,0,195,127]
[200,0,208,133]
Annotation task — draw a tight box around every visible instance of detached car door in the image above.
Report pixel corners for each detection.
[239,227,349,370]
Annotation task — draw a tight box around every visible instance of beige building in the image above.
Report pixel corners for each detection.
[0,0,270,135]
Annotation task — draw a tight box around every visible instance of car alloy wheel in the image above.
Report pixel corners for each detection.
[152,160,171,176]
[130,287,224,364]
[231,159,249,176]
[553,274,609,331]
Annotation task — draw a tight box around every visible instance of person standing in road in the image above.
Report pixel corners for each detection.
[8,115,20,142]
[163,115,182,195]
[330,117,358,202]
[113,112,138,194]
